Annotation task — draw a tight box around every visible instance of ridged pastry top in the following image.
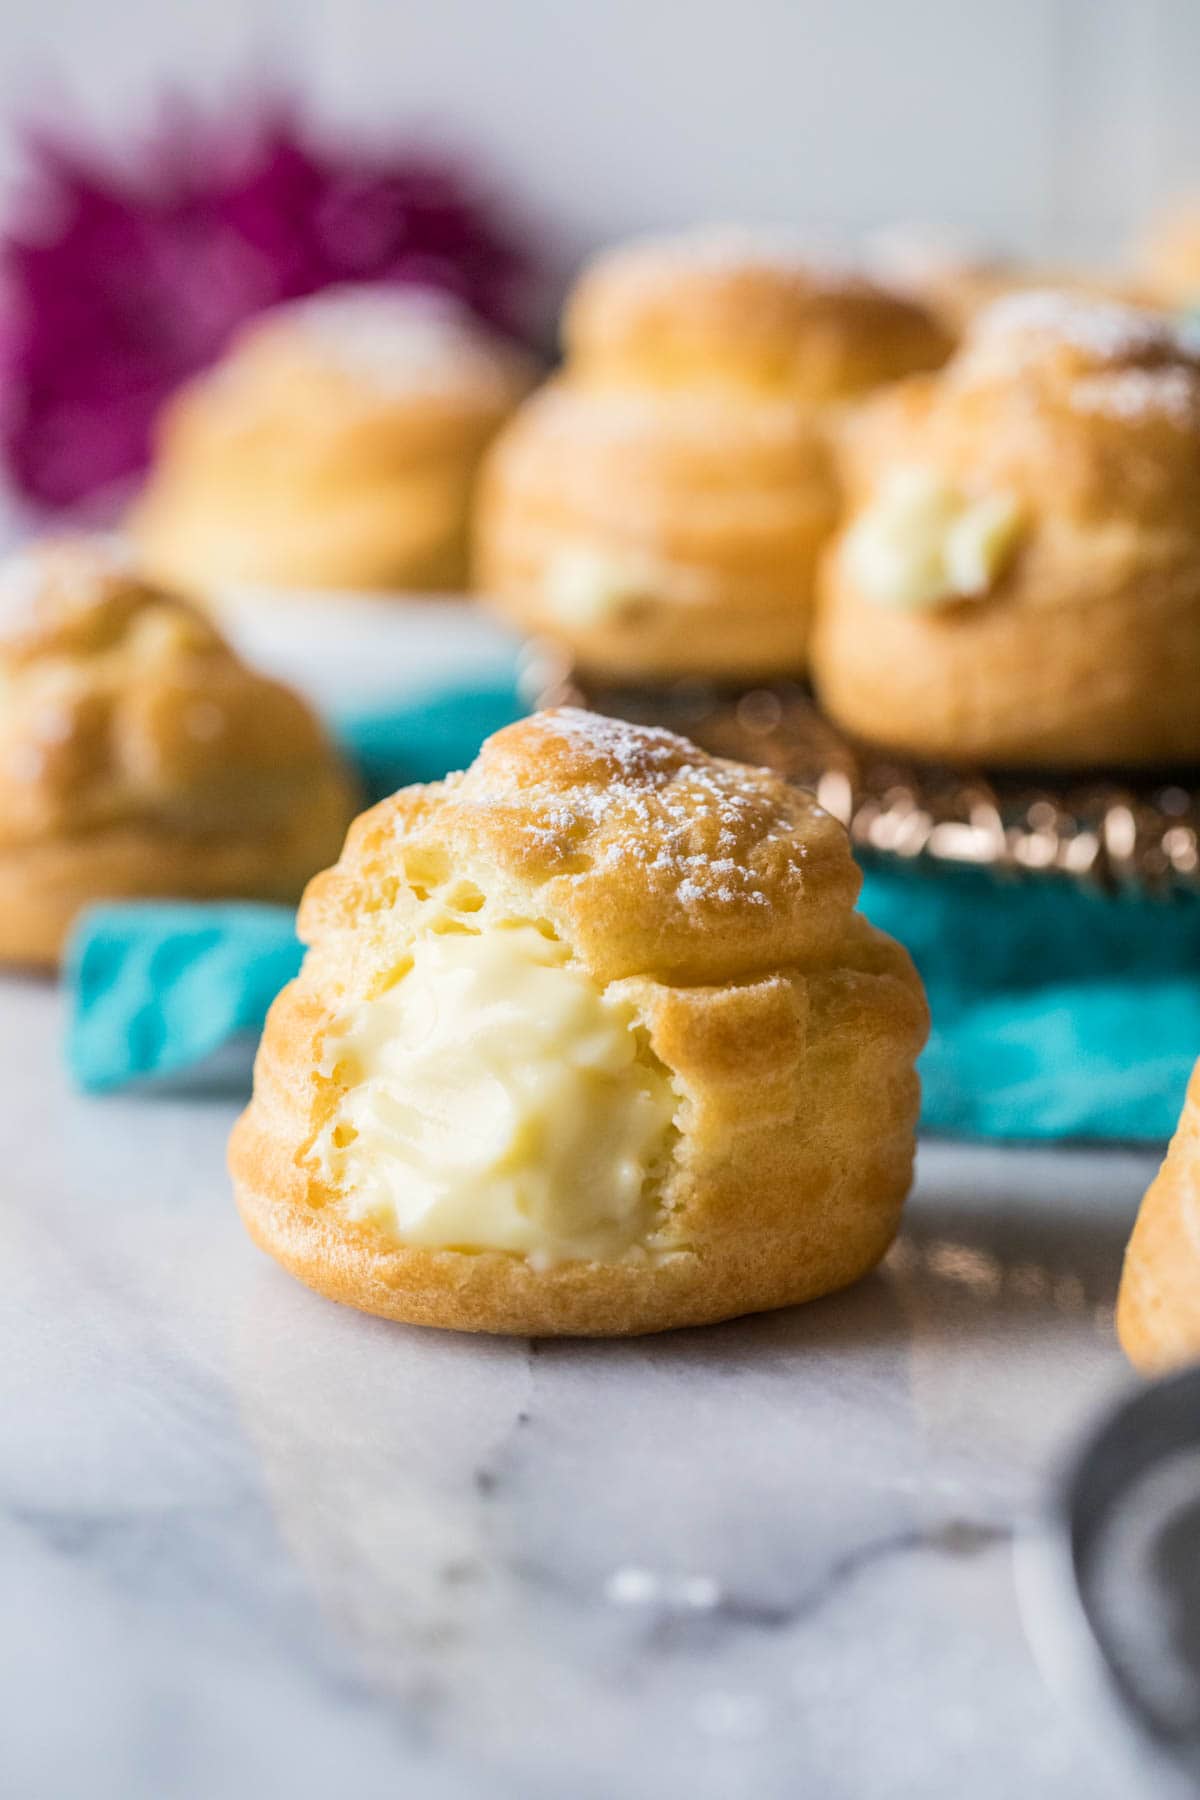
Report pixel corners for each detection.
[840,290,1200,531]
[300,707,861,987]
[0,540,339,847]
[562,229,952,400]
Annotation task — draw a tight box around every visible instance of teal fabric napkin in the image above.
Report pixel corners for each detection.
[66,901,302,1093]
[333,678,525,803]
[63,676,1200,1140]
[859,866,1200,1141]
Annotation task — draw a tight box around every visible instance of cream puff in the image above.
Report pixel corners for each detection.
[229,706,928,1336]
[130,286,535,596]
[1118,1058,1200,1373]
[474,230,950,683]
[1136,202,1200,309]
[813,291,1200,768]
[0,538,357,966]
[865,225,1151,338]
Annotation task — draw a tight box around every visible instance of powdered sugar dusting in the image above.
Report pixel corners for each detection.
[957,289,1180,374]
[260,283,527,396]
[951,289,1200,426]
[591,225,859,293]
[1070,365,1200,428]
[864,223,1000,290]
[472,708,815,912]
[0,536,134,637]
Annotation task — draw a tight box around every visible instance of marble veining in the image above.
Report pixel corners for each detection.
[0,966,1158,1800]
[0,595,1162,1800]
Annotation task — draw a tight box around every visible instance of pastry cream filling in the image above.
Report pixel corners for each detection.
[542,546,659,626]
[319,921,678,1263]
[844,467,1023,610]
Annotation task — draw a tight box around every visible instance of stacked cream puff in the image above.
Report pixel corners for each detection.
[813,291,1200,767]
[230,708,928,1335]
[0,539,356,965]
[131,286,535,596]
[475,230,950,681]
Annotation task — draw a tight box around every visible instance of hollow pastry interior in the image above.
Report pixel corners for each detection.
[813,289,1200,767]
[0,537,357,965]
[131,285,536,595]
[474,229,950,681]
[230,707,929,1335]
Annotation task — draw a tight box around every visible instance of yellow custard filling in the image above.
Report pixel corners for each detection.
[844,467,1023,610]
[542,546,659,627]
[317,921,678,1263]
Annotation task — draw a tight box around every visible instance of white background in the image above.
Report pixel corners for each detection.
[5,0,1200,284]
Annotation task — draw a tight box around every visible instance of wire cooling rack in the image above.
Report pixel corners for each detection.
[526,645,1200,897]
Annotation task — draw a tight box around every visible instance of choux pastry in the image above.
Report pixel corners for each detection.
[229,706,928,1336]
[475,231,950,682]
[131,286,535,595]
[0,538,357,966]
[1118,1058,1200,1374]
[813,291,1200,767]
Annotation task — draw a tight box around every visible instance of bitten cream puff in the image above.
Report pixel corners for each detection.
[0,539,357,966]
[130,286,535,596]
[1118,1059,1200,1374]
[474,230,950,682]
[229,707,928,1337]
[813,291,1200,768]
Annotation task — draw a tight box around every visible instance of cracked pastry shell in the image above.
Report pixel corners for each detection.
[473,231,950,682]
[130,287,535,596]
[229,707,929,1337]
[812,291,1200,768]
[0,539,358,966]
[1118,1058,1200,1374]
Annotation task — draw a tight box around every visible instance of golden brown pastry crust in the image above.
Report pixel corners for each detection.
[1117,1058,1200,1374]
[865,227,1153,337]
[229,707,928,1336]
[1137,202,1200,308]
[129,287,535,595]
[474,232,950,681]
[813,291,1200,768]
[0,539,357,966]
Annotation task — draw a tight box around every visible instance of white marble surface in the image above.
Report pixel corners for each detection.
[0,594,1167,1798]
[0,967,1160,1800]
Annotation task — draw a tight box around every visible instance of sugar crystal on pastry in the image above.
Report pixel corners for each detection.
[229,707,928,1336]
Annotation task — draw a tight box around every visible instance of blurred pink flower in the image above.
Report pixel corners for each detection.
[0,96,538,510]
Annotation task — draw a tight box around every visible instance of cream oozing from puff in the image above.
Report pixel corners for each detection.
[314,919,678,1263]
[843,467,1024,610]
[541,544,661,627]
